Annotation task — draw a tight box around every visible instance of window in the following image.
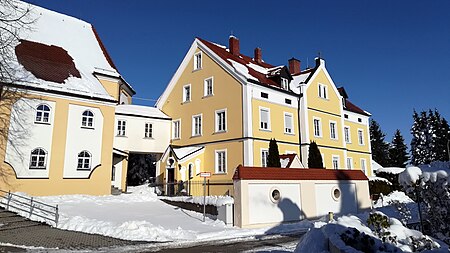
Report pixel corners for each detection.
[281,78,289,90]
[358,118,362,123]
[330,121,337,140]
[347,157,353,169]
[81,110,94,128]
[215,109,226,132]
[215,150,226,173]
[361,159,367,175]
[77,151,91,170]
[259,108,270,130]
[204,77,213,96]
[145,123,153,138]
[284,113,293,134]
[188,163,194,179]
[183,84,191,102]
[313,118,322,137]
[35,104,50,123]
[117,120,126,136]
[318,83,328,99]
[344,114,348,119]
[261,149,269,167]
[192,114,202,136]
[261,92,268,99]
[358,129,364,145]
[344,126,351,143]
[173,120,181,139]
[285,98,291,105]
[194,52,202,70]
[29,148,47,169]
[332,156,339,170]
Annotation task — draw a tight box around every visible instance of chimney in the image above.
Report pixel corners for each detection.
[254,47,262,64]
[229,36,240,56]
[288,58,301,75]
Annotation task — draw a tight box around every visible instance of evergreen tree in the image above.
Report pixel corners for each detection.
[433,110,450,161]
[387,129,409,167]
[369,119,390,166]
[308,141,324,168]
[127,153,158,186]
[267,138,281,167]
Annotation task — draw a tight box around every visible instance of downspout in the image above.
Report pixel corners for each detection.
[297,83,304,163]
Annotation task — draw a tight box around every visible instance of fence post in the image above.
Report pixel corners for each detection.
[6,191,11,211]
[55,205,59,226]
[29,197,34,218]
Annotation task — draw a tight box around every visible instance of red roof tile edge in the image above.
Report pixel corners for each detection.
[233,165,368,181]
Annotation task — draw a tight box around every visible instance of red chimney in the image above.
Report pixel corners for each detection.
[254,47,262,64]
[288,58,301,75]
[229,36,240,56]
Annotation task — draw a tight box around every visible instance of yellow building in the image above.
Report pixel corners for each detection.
[156,36,372,196]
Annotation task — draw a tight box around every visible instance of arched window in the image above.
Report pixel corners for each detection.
[35,104,51,123]
[30,148,47,169]
[77,151,91,170]
[81,110,94,128]
[188,163,193,180]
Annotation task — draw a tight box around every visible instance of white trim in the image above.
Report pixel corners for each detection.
[24,89,116,106]
[357,128,364,146]
[215,108,227,133]
[313,116,322,138]
[117,119,127,136]
[332,155,340,170]
[243,139,254,166]
[346,157,353,170]
[261,148,269,167]
[81,109,95,129]
[344,125,351,144]
[172,119,181,140]
[144,122,153,138]
[329,120,338,140]
[360,158,367,175]
[193,51,202,70]
[215,149,227,174]
[191,114,202,137]
[318,83,328,99]
[182,84,191,103]
[259,106,271,131]
[203,76,214,97]
[283,112,294,135]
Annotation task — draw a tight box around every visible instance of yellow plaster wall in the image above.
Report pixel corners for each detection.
[161,48,243,146]
[308,110,343,149]
[98,79,120,101]
[253,140,300,167]
[0,93,115,196]
[306,70,341,115]
[312,146,346,169]
[344,120,370,153]
[346,151,372,176]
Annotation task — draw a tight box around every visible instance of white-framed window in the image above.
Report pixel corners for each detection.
[313,117,322,137]
[188,163,194,179]
[117,120,126,136]
[259,107,270,130]
[318,83,328,99]
[77,151,92,170]
[192,114,202,136]
[35,104,51,123]
[215,150,227,173]
[347,157,353,170]
[29,148,47,169]
[332,155,340,170]
[281,77,289,90]
[361,158,367,175]
[284,112,294,134]
[194,52,202,70]
[145,123,153,138]
[329,121,337,140]
[204,77,213,96]
[183,84,191,103]
[358,129,364,145]
[261,149,269,167]
[344,126,351,143]
[81,110,94,128]
[215,109,226,132]
[173,119,181,139]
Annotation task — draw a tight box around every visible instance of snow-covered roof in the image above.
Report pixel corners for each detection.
[172,146,204,160]
[115,104,170,119]
[5,2,125,101]
[368,176,392,185]
[375,167,406,175]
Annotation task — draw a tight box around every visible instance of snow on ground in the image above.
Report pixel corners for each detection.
[159,195,234,206]
[6,185,311,244]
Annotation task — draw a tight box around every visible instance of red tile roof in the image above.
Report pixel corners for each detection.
[337,87,370,116]
[15,40,81,84]
[233,165,368,181]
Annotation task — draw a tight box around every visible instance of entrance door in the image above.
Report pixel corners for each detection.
[167,168,175,196]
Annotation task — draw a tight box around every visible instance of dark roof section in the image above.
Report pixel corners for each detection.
[337,87,370,116]
[233,165,368,181]
[279,154,296,168]
[15,40,81,84]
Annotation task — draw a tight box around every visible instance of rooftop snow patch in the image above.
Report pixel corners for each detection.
[172,146,204,160]
[375,167,405,175]
[115,104,170,119]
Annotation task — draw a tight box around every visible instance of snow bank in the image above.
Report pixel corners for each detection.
[159,195,234,206]
[373,191,414,208]
[376,167,406,175]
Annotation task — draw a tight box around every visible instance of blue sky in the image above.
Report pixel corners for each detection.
[25,0,450,146]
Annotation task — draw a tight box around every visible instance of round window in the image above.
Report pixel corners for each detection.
[332,187,341,201]
[270,188,281,203]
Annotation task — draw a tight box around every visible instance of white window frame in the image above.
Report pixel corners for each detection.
[313,117,322,137]
[261,149,269,167]
[173,119,181,140]
[318,83,328,99]
[194,51,202,70]
[192,114,202,137]
[29,148,47,169]
[284,112,294,134]
[204,77,214,97]
[35,104,51,124]
[81,110,94,128]
[358,129,364,145]
[347,157,353,170]
[281,77,289,90]
[361,158,367,175]
[215,149,227,174]
[329,121,338,140]
[215,109,227,133]
[77,150,92,170]
[259,107,271,131]
[332,155,340,170]
[183,84,191,103]
[117,120,126,136]
[145,122,153,138]
[344,126,351,143]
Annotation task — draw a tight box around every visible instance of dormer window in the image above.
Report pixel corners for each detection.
[281,78,289,90]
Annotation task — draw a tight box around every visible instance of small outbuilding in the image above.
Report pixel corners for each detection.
[233,165,371,228]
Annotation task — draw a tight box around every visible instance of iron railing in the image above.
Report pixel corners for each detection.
[151,180,234,197]
[0,189,59,226]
